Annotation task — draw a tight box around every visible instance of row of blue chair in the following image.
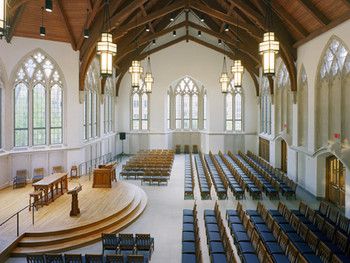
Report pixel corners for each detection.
[234,152,279,200]
[214,153,245,200]
[242,152,296,198]
[204,153,228,200]
[194,154,212,200]
[182,204,203,263]
[283,201,350,262]
[246,151,297,198]
[184,154,194,199]
[223,153,262,199]
[204,202,234,263]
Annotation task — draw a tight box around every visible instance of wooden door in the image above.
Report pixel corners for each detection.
[281,140,287,173]
[326,156,345,208]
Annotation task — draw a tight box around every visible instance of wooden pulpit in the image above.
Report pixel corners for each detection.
[68,184,82,216]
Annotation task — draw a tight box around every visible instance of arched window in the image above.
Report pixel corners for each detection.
[174,77,199,130]
[298,66,308,147]
[316,38,350,148]
[131,80,149,130]
[276,62,292,135]
[260,77,271,134]
[14,50,64,147]
[104,77,114,134]
[225,80,243,132]
[84,58,100,140]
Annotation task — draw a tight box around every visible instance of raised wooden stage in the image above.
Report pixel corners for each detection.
[0,176,147,258]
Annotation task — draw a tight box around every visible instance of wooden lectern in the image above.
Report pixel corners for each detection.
[68,184,82,216]
[92,162,117,188]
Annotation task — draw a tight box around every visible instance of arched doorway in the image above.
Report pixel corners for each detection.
[281,140,287,173]
[326,155,345,208]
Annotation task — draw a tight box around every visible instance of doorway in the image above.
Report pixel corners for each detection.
[326,155,345,208]
[281,140,287,173]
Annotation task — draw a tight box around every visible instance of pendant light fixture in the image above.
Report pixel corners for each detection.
[83,9,90,39]
[219,56,230,94]
[129,60,143,89]
[40,7,46,37]
[97,0,117,77]
[231,11,244,88]
[0,0,6,39]
[45,0,53,12]
[259,0,279,76]
[144,57,154,93]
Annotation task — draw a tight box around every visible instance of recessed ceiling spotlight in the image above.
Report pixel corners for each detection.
[224,24,229,32]
[200,17,205,22]
[173,30,176,37]
[170,17,174,22]
[152,39,156,45]
[198,30,202,37]
[146,25,150,32]
[218,39,222,45]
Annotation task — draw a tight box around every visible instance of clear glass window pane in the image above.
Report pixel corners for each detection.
[176,119,181,129]
[133,93,139,120]
[33,83,46,145]
[226,121,233,131]
[235,93,242,120]
[176,94,181,119]
[184,119,190,130]
[50,84,62,144]
[226,93,233,121]
[192,120,198,130]
[192,94,198,119]
[14,83,29,146]
[183,94,190,119]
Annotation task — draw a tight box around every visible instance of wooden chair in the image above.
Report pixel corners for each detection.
[278,231,289,252]
[26,255,45,263]
[314,214,325,231]
[52,166,64,173]
[70,165,79,178]
[192,145,198,154]
[64,254,83,263]
[175,145,181,154]
[286,243,298,263]
[317,241,332,262]
[338,214,350,235]
[322,221,335,241]
[119,234,135,252]
[33,168,44,183]
[184,145,190,154]
[290,214,300,232]
[328,206,339,224]
[298,222,309,241]
[13,169,27,189]
[127,255,144,263]
[105,255,124,263]
[306,231,319,252]
[102,233,119,254]
[135,233,154,253]
[318,201,329,217]
[85,254,103,263]
[334,231,348,254]
[299,201,308,216]
[45,254,64,263]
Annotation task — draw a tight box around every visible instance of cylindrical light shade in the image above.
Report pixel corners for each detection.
[259,32,279,75]
[0,0,6,37]
[129,61,143,88]
[144,73,154,93]
[40,26,46,37]
[231,60,244,87]
[97,32,117,76]
[84,28,89,39]
[45,0,53,12]
[219,73,230,93]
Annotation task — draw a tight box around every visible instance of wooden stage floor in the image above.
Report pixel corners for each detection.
[0,176,146,255]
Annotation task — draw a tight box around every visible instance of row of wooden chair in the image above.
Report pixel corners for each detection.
[203,202,235,263]
[275,202,350,262]
[213,153,245,200]
[26,253,145,263]
[236,152,280,200]
[246,150,297,198]
[184,154,195,199]
[194,154,212,200]
[204,153,228,200]
[182,204,203,263]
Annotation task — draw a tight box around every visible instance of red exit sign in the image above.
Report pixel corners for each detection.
[334,133,340,139]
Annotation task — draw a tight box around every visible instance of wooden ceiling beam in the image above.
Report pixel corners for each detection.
[6,3,26,43]
[339,0,350,9]
[140,5,155,33]
[270,0,308,39]
[298,0,330,26]
[56,0,77,50]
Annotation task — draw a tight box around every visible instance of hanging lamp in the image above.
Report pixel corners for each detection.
[220,56,230,93]
[40,7,46,37]
[97,0,117,77]
[129,60,143,89]
[83,9,90,39]
[231,11,244,87]
[144,57,154,93]
[0,0,6,39]
[259,0,279,76]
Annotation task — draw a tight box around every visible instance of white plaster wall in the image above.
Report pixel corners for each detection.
[117,41,258,154]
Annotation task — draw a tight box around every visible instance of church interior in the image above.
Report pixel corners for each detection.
[0,0,350,262]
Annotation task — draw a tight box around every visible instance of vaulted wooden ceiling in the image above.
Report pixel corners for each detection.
[6,0,350,95]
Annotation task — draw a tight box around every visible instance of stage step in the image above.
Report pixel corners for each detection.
[11,188,147,256]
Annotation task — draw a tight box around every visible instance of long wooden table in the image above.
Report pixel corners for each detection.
[32,173,68,205]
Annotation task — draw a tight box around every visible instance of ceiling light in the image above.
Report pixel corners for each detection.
[170,17,174,22]
[224,24,229,32]
[144,57,154,93]
[146,25,150,32]
[0,0,7,39]
[200,17,204,22]
[152,39,156,45]
[218,39,222,45]
[40,26,46,37]
[259,0,279,76]
[40,7,46,37]
[231,60,244,87]
[97,0,117,77]
[219,57,230,93]
[45,0,53,12]
[129,60,143,88]
[173,30,176,37]
[84,29,90,39]
[198,31,201,37]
